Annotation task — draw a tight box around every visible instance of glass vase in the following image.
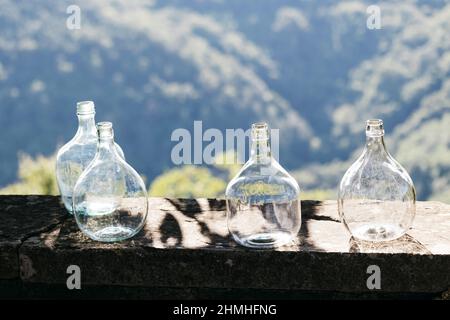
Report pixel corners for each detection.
[72,122,147,242]
[226,122,301,248]
[338,119,416,242]
[56,101,124,213]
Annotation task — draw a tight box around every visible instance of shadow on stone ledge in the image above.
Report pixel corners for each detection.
[349,234,431,254]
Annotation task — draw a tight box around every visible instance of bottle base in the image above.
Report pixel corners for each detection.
[87,226,138,242]
[62,197,73,214]
[233,231,293,249]
[351,224,406,242]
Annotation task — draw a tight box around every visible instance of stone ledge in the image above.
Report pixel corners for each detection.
[0,195,449,299]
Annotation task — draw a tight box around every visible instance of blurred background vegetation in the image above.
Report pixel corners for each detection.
[0,1,449,203]
[0,151,335,200]
[0,153,59,196]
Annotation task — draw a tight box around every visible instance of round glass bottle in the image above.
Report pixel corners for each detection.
[56,101,124,213]
[72,122,148,242]
[226,122,301,248]
[338,119,416,242]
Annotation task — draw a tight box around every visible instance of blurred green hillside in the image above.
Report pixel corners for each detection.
[0,153,58,195]
[0,151,335,201]
[0,1,449,203]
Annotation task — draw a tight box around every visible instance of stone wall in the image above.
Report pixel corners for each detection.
[0,196,449,299]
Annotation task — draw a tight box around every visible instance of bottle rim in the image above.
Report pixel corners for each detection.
[251,122,269,140]
[366,119,384,137]
[252,122,268,129]
[366,119,383,126]
[97,121,114,139]
[76,101,95,115]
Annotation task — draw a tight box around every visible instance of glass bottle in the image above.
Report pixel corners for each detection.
[56,101,124,213]
[72,122,148,242]
[338,119,416,242]
[226,122,301,248]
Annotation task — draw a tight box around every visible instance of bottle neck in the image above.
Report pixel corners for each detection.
[365,135,388,156]
[364,119,388,156]
[76,113,97,137]
[97,137,119,159]
[96,122,120,160]
[250,138,271,163]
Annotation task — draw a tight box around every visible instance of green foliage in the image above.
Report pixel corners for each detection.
[148,165,226,198]
[0,146,447,203]
[149,151,244,198]
[1,1,450,202]
[0,149,366,202]
[301,189,336,201]
[213,150,242,179]
[0,152,58,195]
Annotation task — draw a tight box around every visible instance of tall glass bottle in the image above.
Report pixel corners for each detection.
[56,101,124,213]
[72,122,148,242]
[226,122,301,248]
[338,119,416,242]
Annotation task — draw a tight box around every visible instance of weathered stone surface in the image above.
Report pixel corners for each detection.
[1,195,449,298]
[0,196,66,279]
[0,240,20,279]
[0,281,439,299]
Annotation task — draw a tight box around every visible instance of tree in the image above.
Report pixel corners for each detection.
[0,152,58,195]
[212,150,242,180]
[148,165,227,198]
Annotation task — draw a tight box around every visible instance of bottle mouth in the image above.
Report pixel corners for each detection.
[251,122,269,140]
[366,119,384,137]
[97,121,114,139]
[77,101,95,115]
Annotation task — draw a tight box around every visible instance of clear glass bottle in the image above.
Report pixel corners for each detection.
[338,119,416,242]
[56,101,124,213]
[72,122,148,242]
[226,122,301,248]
